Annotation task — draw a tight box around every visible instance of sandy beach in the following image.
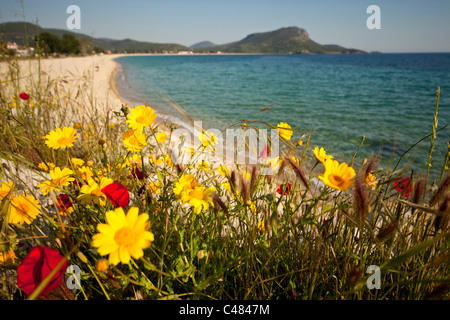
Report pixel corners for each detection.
[1,53,129,118]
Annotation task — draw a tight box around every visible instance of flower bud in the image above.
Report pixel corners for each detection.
[95,259,109,272]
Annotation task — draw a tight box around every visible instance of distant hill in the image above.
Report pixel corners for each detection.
[0,22,189,53]
[204,27,367,54]
[189,41,217,49]
[0,22,367,55]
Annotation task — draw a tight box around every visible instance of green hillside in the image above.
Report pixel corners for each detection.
[0,22,366,55]
[0,22,188,54]
[202,27,366,54]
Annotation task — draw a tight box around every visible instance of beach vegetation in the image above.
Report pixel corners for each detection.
[0,51,449,301]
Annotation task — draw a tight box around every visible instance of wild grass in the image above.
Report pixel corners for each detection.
[0,54,449,300]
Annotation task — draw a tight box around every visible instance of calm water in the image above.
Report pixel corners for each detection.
[115,53,450,179]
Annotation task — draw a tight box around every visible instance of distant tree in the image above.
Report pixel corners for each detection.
[0,42,8,55]
[38,32,62,54]
[93,45,105,54]
[61,34,80,54]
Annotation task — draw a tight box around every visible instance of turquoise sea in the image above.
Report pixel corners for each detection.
[114,53,450,180]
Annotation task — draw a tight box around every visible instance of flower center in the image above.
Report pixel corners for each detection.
[129,136,141,146]
[57,137,71,145]
[190,189,204,201]
[114,227,135,246]
[329,174,344,186]
[136,116,145,124]
[16,202,29,215]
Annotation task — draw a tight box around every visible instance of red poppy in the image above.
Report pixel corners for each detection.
[394,177,412,198]
[19,92,30,100]
[276,183,292,195]
[102,182,130,207]
[57,194,72,212]
[17,246,68,296]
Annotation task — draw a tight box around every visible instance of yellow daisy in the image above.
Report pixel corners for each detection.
[312,146,333,163]
[78,177,114,206]
[181,185,216,214]
[156,132,167,143]
[173,174,198,199]
[197,131,218,151]
[76,166,94,181]
[148,181,161,194]
[122,128,147,152]
[70,157,85,168]
[0,181,14,200]
[38,162,56,172]
[9,194,41,225]
[218,165,230,177]
[0,247,17,265]
[198,160,210,171]
[37,167,75,195]
[366,172,377,190]
[44,127,78,150]
[148,154,164,166]
[318,159,355,191]
[126,105,157,130]
[277,122,293,141]
[92,207,154,265]
[164,153,174,167]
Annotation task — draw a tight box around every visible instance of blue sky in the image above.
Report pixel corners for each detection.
[1,0,449,52]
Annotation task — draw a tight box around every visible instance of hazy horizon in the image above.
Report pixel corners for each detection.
[1,0,449,53]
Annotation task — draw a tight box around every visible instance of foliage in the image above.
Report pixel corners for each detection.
[0,55,449,301]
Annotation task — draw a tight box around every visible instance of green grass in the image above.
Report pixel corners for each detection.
[0,54,449,300]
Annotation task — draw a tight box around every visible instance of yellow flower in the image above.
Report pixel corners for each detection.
[0,181,14,200]
[197,131,218,151]
[95,259,109,272]
[277,122,293,141]
[366,172,377,190]
[181,185,216,214]
[148,153,164,166]
[71,158,85,168]
[173,174,198,199]
[218,165,230,177]
[73,122,82,129]
[9,194,41,225]
[313,146,333,163]
[222,181,232,192]
[185,147,196,157]
[126,105,157,130]
[266,157,281,173]
[198,160,210,171]
[78,177,114,206]
[164,154,174,167]
[38,162,56,172]
[242,171,251,180]
[148,181,161,194]
[76,166,94,181]
[122,128,147,152]
[257,219,265,232]
[0,247,17,265]
[125,154,143,167]
[92,207,154,265]
[37,167,75,195]
[44,127,78,150]
[318,159,355,191]
[156,132,167,143]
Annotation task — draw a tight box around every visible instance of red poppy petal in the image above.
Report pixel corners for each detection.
[17,246,67,296]
[276,183,292,195]
[102,182,130,207]
[19,92,30,100]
